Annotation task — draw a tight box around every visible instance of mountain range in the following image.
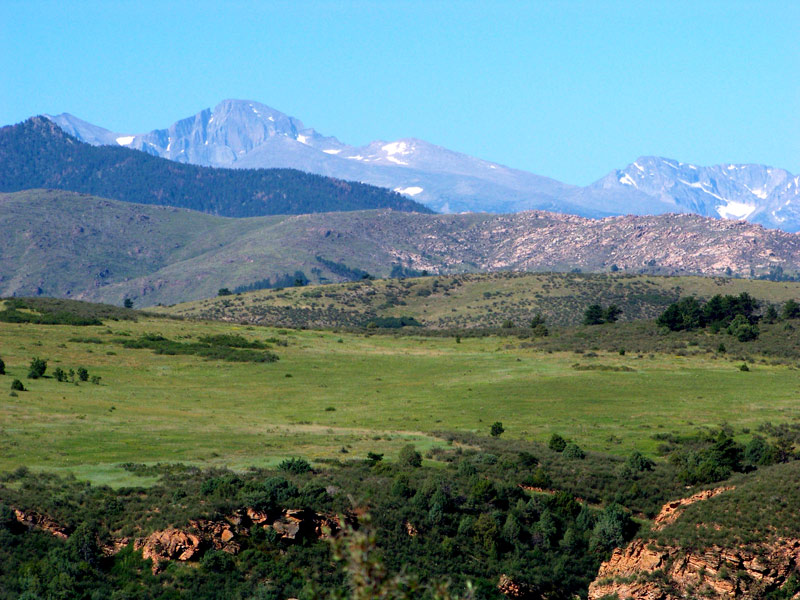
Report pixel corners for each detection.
[46,99,800,230]
[0,117,429,217]
[2,189,798,307]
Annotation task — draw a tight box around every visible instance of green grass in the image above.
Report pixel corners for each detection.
[2,314,800,486]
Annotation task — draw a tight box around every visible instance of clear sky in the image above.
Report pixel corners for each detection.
[1,0,798,185]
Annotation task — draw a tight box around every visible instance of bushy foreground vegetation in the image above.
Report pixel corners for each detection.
[1,419,796,600]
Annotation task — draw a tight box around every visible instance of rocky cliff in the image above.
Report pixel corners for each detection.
[588,487,800,599]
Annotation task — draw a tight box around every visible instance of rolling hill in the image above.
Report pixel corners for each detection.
[3,189,800,307]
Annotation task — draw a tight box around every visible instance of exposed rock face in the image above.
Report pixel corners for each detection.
[589,538,800,599]
[13,508,71,539]
[588,487,800,599]
[652,487,734,531]
[497,573,541,599]
[11,504,341,574]
[134,508,340,572]
[134,529,202,572]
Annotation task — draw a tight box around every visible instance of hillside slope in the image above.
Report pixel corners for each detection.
[0,117,431,217]
[3,190,800,308]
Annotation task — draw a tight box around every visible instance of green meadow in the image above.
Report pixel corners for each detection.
[2,310,798,486]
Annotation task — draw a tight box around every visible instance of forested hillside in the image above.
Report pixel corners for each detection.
[0,117,431,217]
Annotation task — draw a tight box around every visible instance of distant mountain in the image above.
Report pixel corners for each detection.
[2,189,799,307]
[44,100,800,230]
[45,100,587,216]
[0,117,431,217]
[590,156,800,231]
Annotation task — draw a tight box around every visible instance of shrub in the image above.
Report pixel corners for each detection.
[782,299,800,320]
[278,457,312,474]
[590,503,636,552]
[583,304,605,325]
[490,421,505,437]
[53,367,67,382]
[398,444,422,468]
[728,314,759,342]
[518,451,538,468]
[626,451,655,472]
[548,433,567,452]
[0,357,4,375]
[11,379,25,391]
[77,367,89,382]
[366,452,384,466]
[201,549,234,573]
[27,357,47,379]
[563,443,586,460]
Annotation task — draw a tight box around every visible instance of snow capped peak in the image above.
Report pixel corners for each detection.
[382,141,413,156]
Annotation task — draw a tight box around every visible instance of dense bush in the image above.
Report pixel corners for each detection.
[27,357,47,379]
[118,334,279,363]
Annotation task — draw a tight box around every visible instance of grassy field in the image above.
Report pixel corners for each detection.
[159,271,800,328]
[2,305,800,486]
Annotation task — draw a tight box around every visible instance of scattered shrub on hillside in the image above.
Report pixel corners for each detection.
[563,443,586,460]
[490,422,505,437]
[278,457,311,474]
[728,314,759,341]
[782,299,800,320]
[53,367,67,382]
[398,444,423,468]
[626,451,655,473]
[549,434,568,453]
[11,379,25,391]
[77,367,89,382]
[118,334,279,363]
[589,503,636,553]
[197,334,268,349]
[27,357,47,379]
[366,452,384,466]
[0,357,4,375]
[366,316,422,329]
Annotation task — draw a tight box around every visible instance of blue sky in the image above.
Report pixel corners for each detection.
[2,0,798,184]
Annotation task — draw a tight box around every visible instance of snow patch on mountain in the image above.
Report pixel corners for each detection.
[394,186,423,196]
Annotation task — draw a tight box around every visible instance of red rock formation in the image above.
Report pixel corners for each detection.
[13,508,70,539]
[134,529,202,573]
[652,486,734,531]
[588,486,800,599]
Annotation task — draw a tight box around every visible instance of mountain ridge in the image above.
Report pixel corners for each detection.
[44,99,800,229]
[0,116,431,217]
[2,189,799,307]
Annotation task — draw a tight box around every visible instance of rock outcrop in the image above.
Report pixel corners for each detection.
[11,504,341,573]
[588,487,800,599]
[497,573,541,599]
[13,508,71,539]
[135,507,342,572]
[589,538,800,599]
[134,529,202,571]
